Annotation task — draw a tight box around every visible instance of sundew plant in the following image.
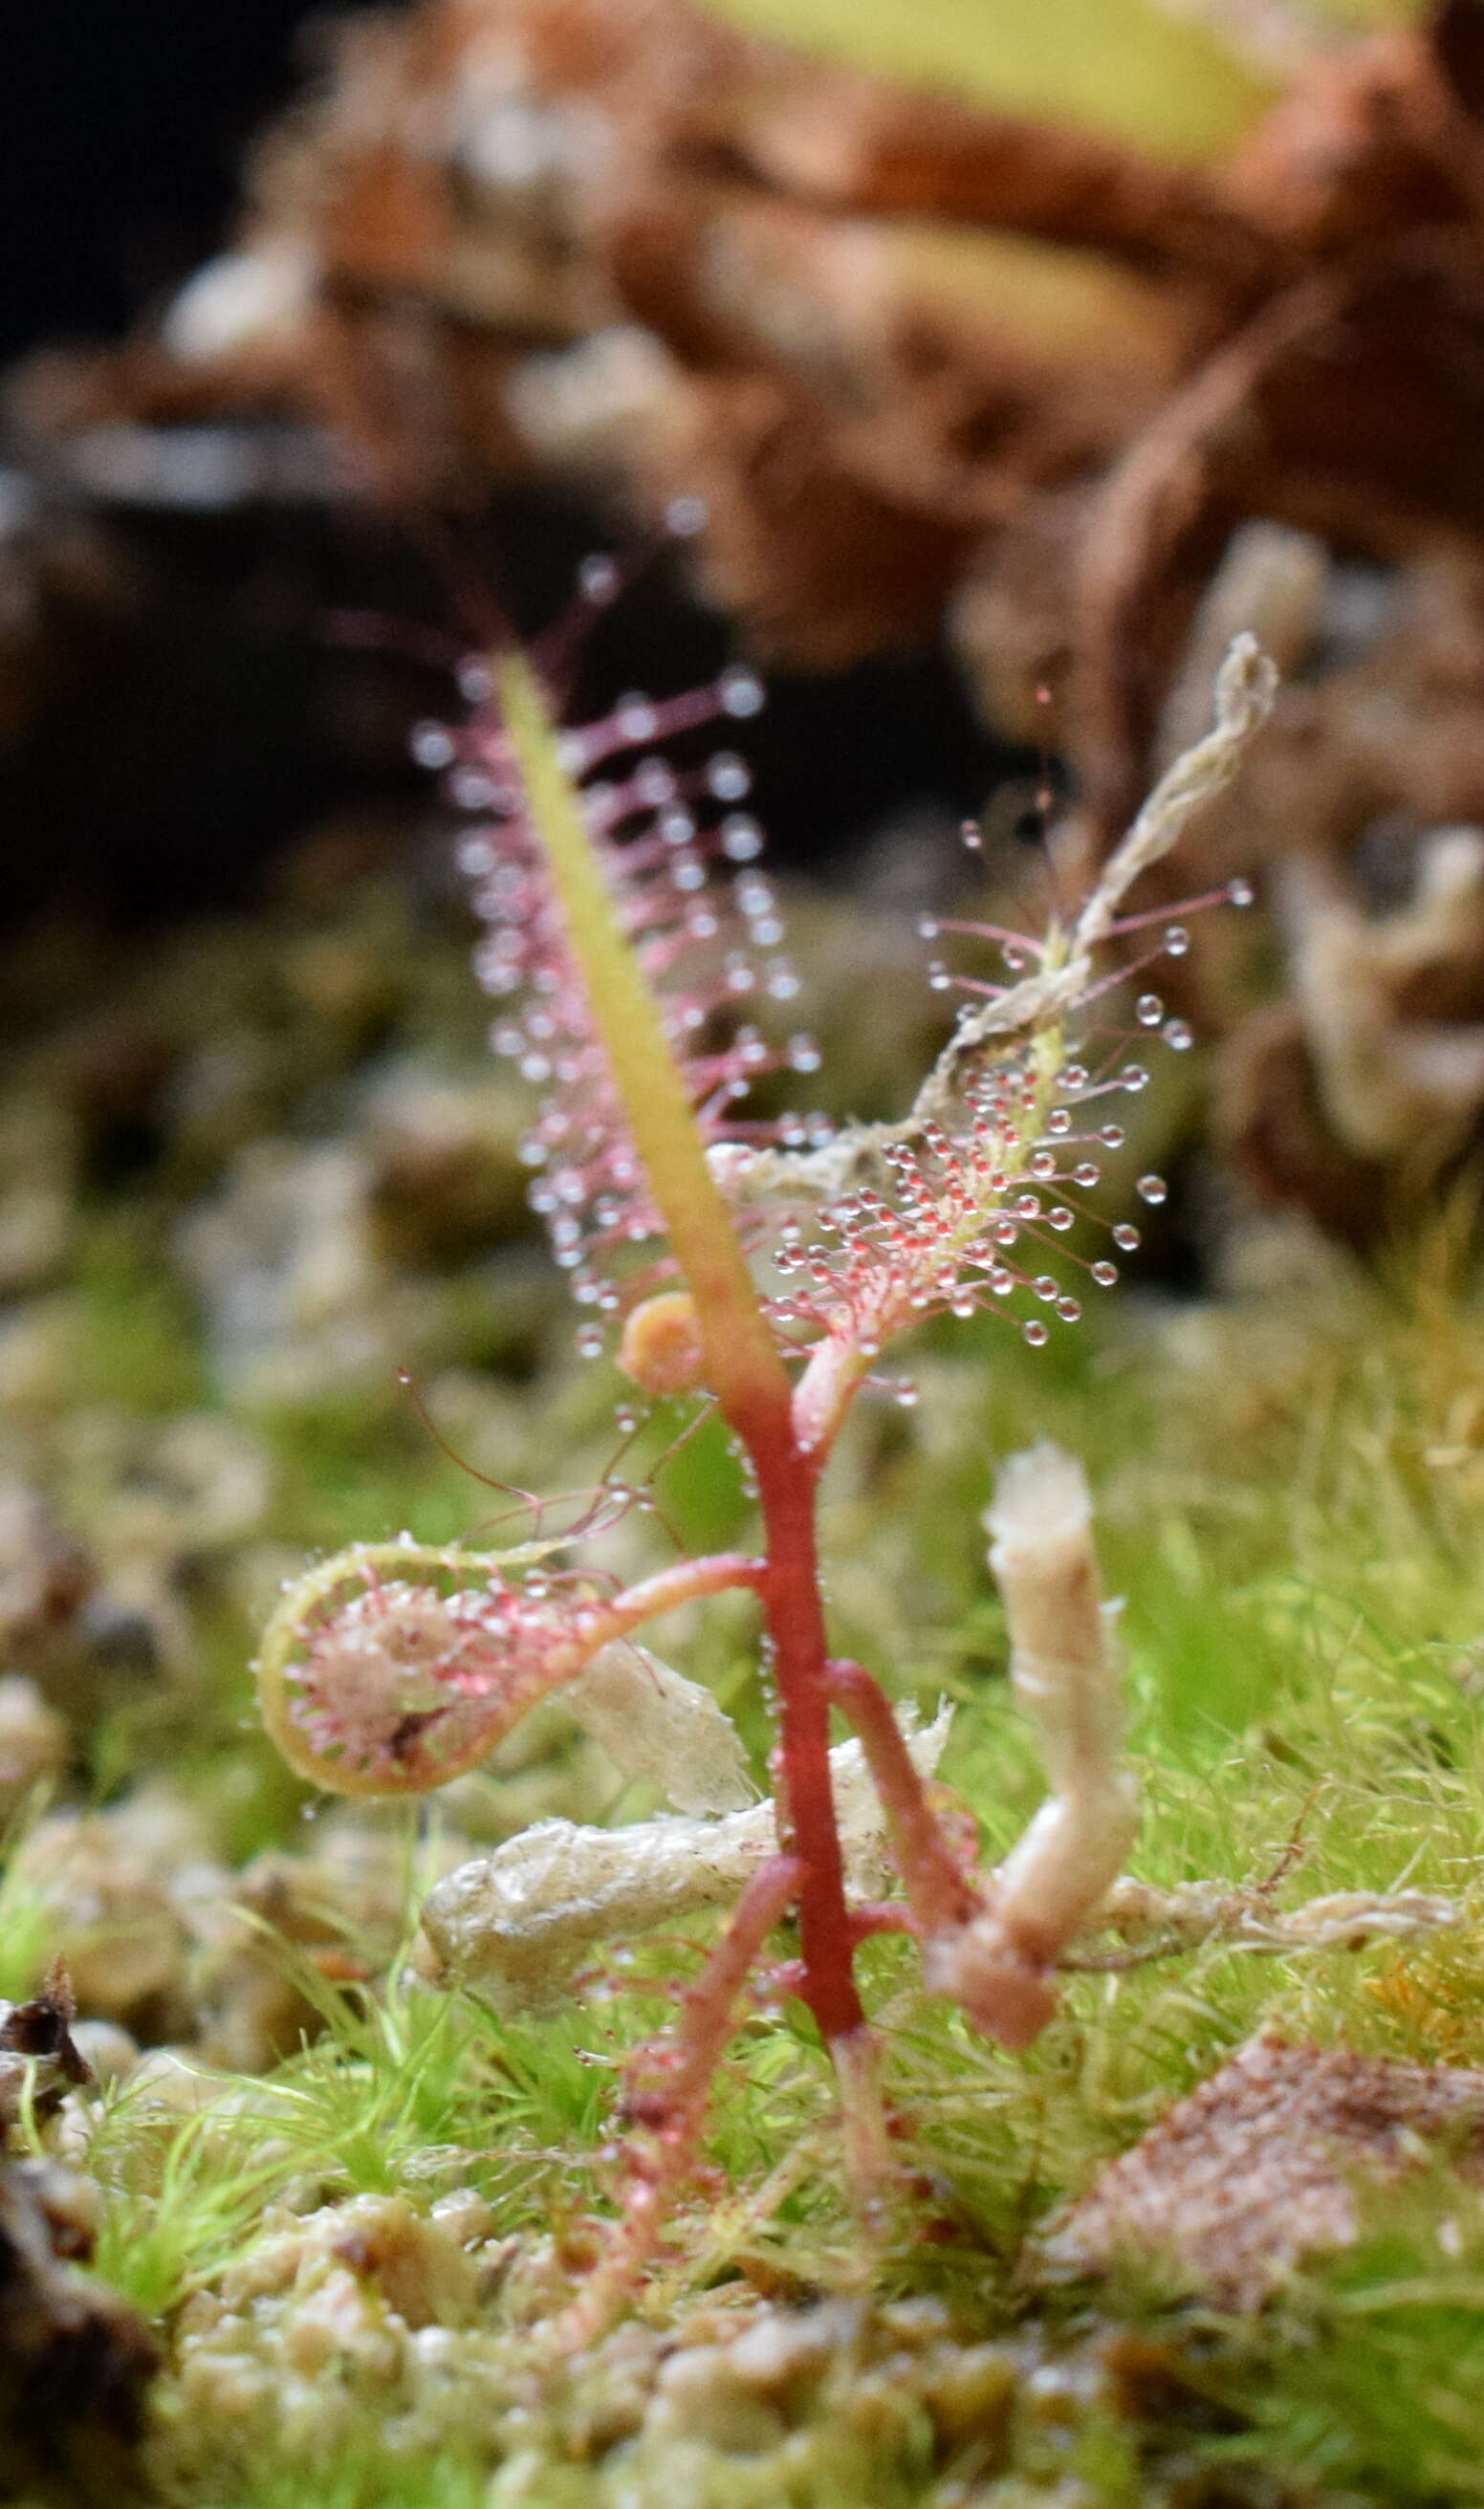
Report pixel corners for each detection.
[254,535,1277,2339]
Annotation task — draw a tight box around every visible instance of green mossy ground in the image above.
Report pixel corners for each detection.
[7,878,1484,2506]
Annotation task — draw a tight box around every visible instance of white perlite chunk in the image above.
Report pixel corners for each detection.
[420,1709,952,2014]
[559,1644,753,1817]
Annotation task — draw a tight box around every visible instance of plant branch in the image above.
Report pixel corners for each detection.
[551,1851,804,2353]
[823,1659,976,1938]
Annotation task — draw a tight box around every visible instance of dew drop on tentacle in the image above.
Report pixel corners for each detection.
[707,753,751,802]
[412,722,456,770]
[718,666,765,719]
[458,835,497,879]
[721,813,764,862]
[635,756,678,807]
[578,553,622,602]
[616,692,660,744]
[1136,1174,1168,1207]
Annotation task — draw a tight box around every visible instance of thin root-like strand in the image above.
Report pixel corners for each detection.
[831,2021,894,2240]
[550,1852,803,2353]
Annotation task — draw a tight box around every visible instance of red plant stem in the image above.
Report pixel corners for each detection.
[752,1421,866,2048]
[846,1903,916,1945]
[554,1851,804,2353]
[823,1658,980,1937]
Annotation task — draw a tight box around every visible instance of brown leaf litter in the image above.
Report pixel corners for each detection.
[19,1,1484,1235]
[19,0,1484,776]
[1039,2027,1484,2310]
[0,2155,158,2501]
[0,1959,94,2132]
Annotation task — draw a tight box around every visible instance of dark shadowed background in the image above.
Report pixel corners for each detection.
[0,0,1007,927]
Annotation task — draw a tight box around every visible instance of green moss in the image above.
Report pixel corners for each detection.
[1121,2174,1484,2502]
[14,863,1484,2504]
[46,1239,1472,2502]
[68,1217,211,1414]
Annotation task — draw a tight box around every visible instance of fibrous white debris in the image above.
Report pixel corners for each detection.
[981,1444,1139,1957]
[1282,828,1484,1161]
[949,1444,1455,1998]
[1155,521,1325,767]
[1070,632,1277,950]
[419,1708,952,2014]
[1079,1875,1458,1962]
[559,1643,753,1817]
[924,1443,1138,2048]
[164,244,316,364]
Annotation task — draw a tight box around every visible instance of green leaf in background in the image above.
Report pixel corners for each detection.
[696,0,1425,165]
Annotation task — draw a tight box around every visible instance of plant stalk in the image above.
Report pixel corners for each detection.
[496,649,866,2053]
